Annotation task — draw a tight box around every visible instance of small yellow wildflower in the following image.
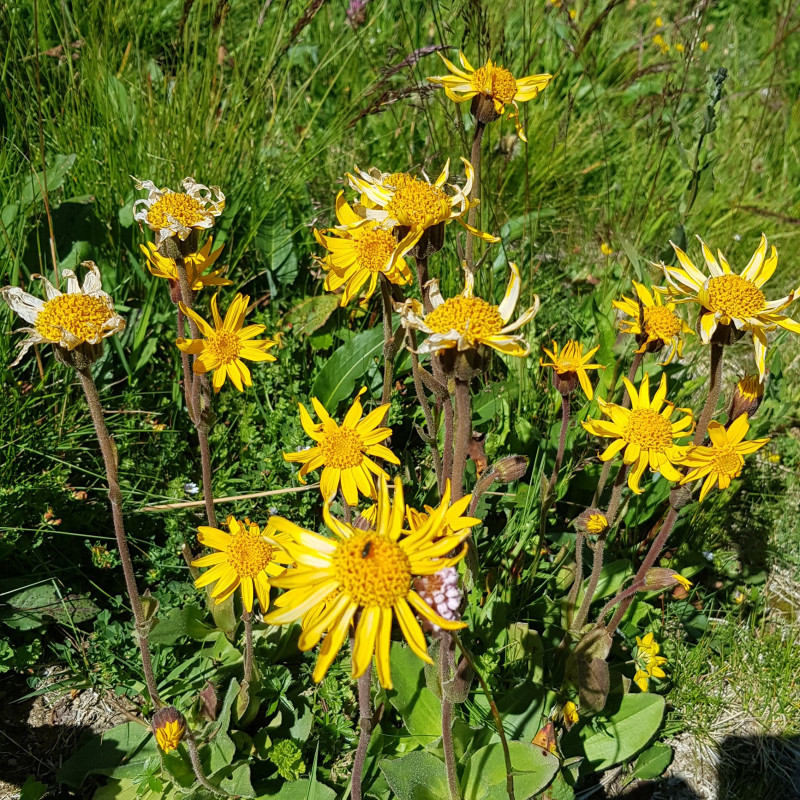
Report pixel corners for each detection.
[675,42,685,53]
[729,374,765,421]
[540,340,603,400]
[633,632,667,691]
[140,238,231,292]
[655,16,663,27]
[653,34,670,54]
[152,707,186,754]
[562,701,579,726]
[700,40,710,52]
[601,242,614,256]
[672,573,692,592]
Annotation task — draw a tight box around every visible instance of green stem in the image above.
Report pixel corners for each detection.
[440,634,461,800]
[571,534,608,631]
[541,393,571,533]
[408,330,443,491]
[693,342,724,445]
[465,122,486,271]
[242,611,254,689]
[564,532,585,630]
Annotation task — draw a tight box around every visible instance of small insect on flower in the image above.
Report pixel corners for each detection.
[427,52,552,141]
[133,177,225,247]
[176,293,277,392]
[1,262,125,367]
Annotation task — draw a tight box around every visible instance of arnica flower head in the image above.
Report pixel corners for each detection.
[152,706,186,754]
[140,238,231,293]
[192,516,295,613]
[633,632,667,692]
[283,387,400,506]
[398,261,539,359]
[427,52,552,141]
[1,262,125,366]
[133,177,225,247]
[659,234,800,379]
[575,508,608,536]
[644,567,692,592]
[314,192,412,306]
[176,293,277,392]
[540,340,602,400]
[264,477,479,688]
[582,373,694,494]
[679,416,769,502]
[729,374,765,421]
[346,158,499,260]
[613,281,692,365]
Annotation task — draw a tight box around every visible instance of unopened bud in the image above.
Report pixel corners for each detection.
[729,374,764,422]
[152,706,186,753]
[644,568,692,592]
[575,508,609,536]
[494,455,528,484]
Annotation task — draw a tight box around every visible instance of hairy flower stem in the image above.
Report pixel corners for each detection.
[571,534,608,631]
[177,306,198,422]
[440,634,461,800]
[465,121,486,271]
[451,378,472,501]
[408,330,443,490]
[351,664,373,800]
[564,532,585,630]
[416,256,432,313]
[242,611,254,690]
[451,632,515,800]
[185,729,226,796]
[76,366,161,708]
[541,394,571,532]
[175,258,217,528]
[693,342,724,445]
[605,463,629,527]
[380,276,396,406]
[592,351,643,506]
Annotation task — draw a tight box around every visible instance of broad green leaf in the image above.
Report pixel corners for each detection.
[255,778,336,799]
[206,677,239,772]
[255,206,298,296]
[284,294,339,337]
[0,583,99,631]
[461,741,559,800]
[386,642,442,747]
[472,680,546,742]
[19,154,76,207]
[629,742,673,781]
[380,751,449,800]
[19,777,46,800]
[148,604,216,645]
[311,324,385,410]
[500,208,557,241]
[567,693,666,770]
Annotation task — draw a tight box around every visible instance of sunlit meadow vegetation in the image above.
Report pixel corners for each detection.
[2,0,800,798]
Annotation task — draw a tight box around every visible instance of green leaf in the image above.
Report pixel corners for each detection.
[255,778,336,799]
[629,742,673,781]
[380,751,449,800]
[284,294,340,337]
[255,206,298,296]
[19,154,76,207]
[499,208,557,241]
[566,693,666,770]
[310,324,385,410]
[206,678,239,773]
[19,777,47,800]
[0,583,99,631]
[148,604,216,645]
[461,741,559,800]
[386,642,442,747]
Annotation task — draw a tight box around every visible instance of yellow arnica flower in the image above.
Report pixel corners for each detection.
[398,262,539,357]
[427,52,552,141]
[660,234,800,379]
[582,373,694,494]
[613,281,692,365]
[176,293,277,392]
[679,416,769,502]
[540,340,602,400]
[133,177,225,247]
[192,516,294,613]
[314,192,412,306]
[633,632,667,692]
[1,262,125,366]
[140,238,232,291]
[575,510,609,536]
[152,707,186,754]
[283,387,400,505]
[346,159,499,261]
[264,477,478,688]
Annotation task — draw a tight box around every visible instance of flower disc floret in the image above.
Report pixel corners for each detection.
[489,67,518,103]
[333,533,411,607]
[643,305,682,340]
[623,409,674,451]
[146,193,205,230]
[35,293,114,342]
[426,296,504,338]
[705,274,766,317]
[206,328,242,364]
[385,179,452,227]
[225,523,276,579]
[355,228,398,273]
[320,427,365,469]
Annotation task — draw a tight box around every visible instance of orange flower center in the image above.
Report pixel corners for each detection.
[623,409,674,451]
[385,177,451,228]
[206,329,242,364]
[147,192,205,230]
[225,523,275,578]
[425,296,504,340]
[321,426,365,469]
[711,447,744,479]
[35,293,114,342]
[706,275,766,318]
[490,66,518,104]
[643,305,682,340]
[354,226,397,273]
[333,532,411,607]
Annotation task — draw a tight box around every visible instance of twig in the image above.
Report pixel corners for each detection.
[140,484,319,512]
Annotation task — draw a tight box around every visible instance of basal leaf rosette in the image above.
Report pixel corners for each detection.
[581,373,694,494]
[679,416,769,502]
[1,262,125,366]
[613,281,692,365]
[314,192,412,306]
[283,387,400,506]
[264,477,478,689]
[346,158,499,260]
[133,176,225,247]
[659,234,800,378]
[398,262,539,376]
[427,51,552,140]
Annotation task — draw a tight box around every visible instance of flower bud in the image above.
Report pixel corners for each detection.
[729,374,764,422]
[471,94,501,125]
[152,706,186,753]
[643,568,692,592]
[493,455,528,484]
[575,508,608,536]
